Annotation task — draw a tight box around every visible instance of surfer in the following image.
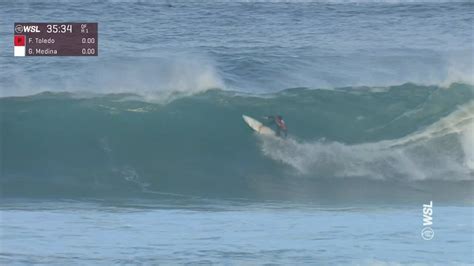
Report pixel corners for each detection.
[264,115,287,137]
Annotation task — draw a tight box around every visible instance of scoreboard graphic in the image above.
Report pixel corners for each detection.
[14,23,98,56]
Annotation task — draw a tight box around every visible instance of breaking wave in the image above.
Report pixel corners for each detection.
[1,82,473,202]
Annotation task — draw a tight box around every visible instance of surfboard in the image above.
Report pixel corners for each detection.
[242,115,276,136]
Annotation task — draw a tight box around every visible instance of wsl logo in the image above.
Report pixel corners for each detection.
[421,201,434,240]
[15,24,41,33]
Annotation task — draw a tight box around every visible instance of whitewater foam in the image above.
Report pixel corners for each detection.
[1,53,225,101]
[261,101,474,181]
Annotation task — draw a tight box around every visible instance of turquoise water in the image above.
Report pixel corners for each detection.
[0,0,473,264]
[1,84,473,203]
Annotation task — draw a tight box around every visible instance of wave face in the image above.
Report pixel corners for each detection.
[1,83,473,202]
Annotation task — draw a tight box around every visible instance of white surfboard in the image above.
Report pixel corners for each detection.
[242,115,276,136]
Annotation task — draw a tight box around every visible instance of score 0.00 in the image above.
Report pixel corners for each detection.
[81,37,95,44]
[81,48,96,55]
[81,37,96,55]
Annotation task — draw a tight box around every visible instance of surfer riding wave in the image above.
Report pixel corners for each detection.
[264,115,288,137]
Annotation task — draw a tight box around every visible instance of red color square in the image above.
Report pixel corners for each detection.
[14,35,25,46]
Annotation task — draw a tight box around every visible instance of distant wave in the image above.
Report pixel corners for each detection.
[2,48,472,98]
[1,83,473,202]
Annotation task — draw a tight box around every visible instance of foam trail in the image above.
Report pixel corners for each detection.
[388,101,474,147]
[261,101,474,181]
[461,122,474,170]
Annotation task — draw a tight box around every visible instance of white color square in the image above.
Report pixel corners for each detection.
[14,46,25,57]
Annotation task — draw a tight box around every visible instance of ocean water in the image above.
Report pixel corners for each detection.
[1,200,473,265]
[0,0,473,265]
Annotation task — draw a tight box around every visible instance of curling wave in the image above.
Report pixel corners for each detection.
[1,83,473,202]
